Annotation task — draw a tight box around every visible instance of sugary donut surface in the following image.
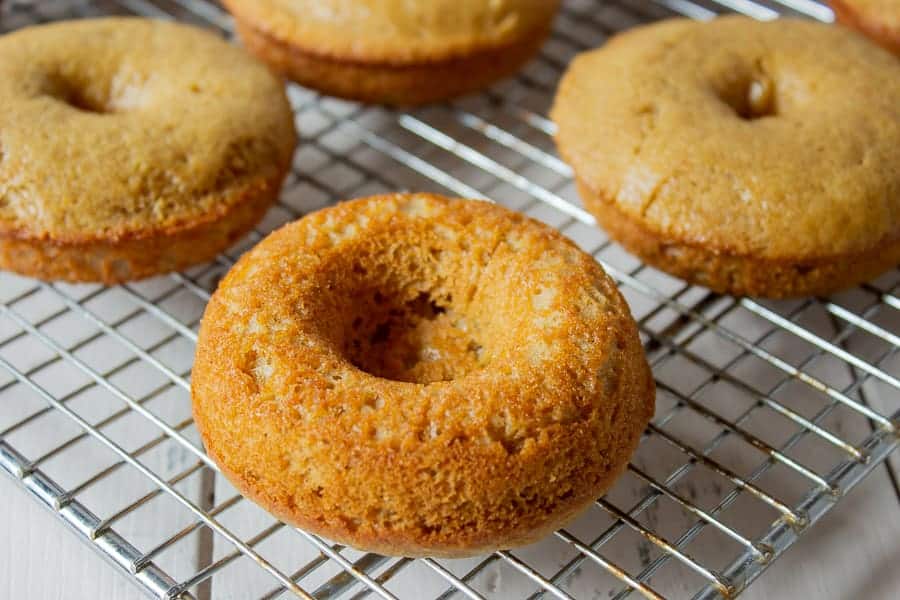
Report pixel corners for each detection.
[192,193,654,557]
[552,17,900,296]
[0,17,295,243]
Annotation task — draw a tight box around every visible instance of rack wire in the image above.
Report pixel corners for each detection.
[1,0,898,598]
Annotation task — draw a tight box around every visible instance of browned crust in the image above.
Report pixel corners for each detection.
[830,0,900,56]
[203,345,652,559]
[577,178,900,298]
[0,170,288,283]
[205,424,647,559]
[233,19,552,106]
[192,193,655,557]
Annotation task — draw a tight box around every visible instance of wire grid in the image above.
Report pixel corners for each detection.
[1,0,898,598]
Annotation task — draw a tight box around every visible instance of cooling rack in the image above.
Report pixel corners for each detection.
[1,0,898,598]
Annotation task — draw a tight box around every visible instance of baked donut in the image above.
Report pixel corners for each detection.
[220,0,560,105]
[830,0,900,55]
[551,16,900,298]
[192,193,654,557]
[0,18,296,283]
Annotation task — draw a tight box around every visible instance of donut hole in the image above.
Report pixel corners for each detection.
[719,75,778,120]
[344,288,485,384]
[60,87,111,114]
[308,234,524,386]
[44,72,123,114]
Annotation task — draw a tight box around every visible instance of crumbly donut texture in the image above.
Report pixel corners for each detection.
[0,18,296,283]
[192,193,655,557]
[551,17,900,298]
[830,0,900,55]
[221,0,560,105]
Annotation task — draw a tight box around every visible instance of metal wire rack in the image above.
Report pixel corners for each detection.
[1,0,898,598]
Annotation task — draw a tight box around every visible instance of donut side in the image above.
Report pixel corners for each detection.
[232,18,552,105]
[0,169,285,284]
[830,0,900,56]
[201,341,654,559]
[577,179,900,298]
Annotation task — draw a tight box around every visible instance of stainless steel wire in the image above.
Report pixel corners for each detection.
[0,1,898,599]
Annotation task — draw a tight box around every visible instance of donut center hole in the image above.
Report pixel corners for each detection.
[725,77,777,120]
[45,73,119,114]
[344,289,484,385]
[61,89,112,114]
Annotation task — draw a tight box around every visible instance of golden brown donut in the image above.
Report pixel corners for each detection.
[830,0,900,55]
[192,193,654,557]
[551,17,900,298]
[221,0,560,105]
[0,18,296,283]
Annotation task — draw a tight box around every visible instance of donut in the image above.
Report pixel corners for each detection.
[192,193,654,557]
[830,0,900,55]
[551,17,900,298]
[0,18,297,283]
[220,0,560,105]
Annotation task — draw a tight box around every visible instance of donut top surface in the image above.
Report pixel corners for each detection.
[192,194,653,556]
[551,17,900,261]
[0,18,296,242]
[221,0,560,62]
